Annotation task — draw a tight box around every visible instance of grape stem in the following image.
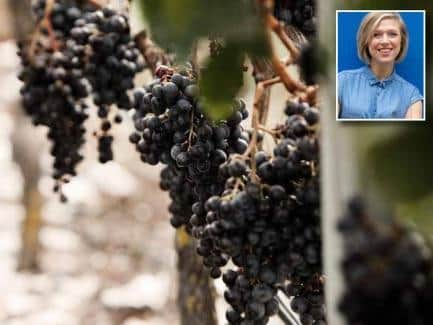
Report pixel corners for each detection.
[258,124,279,142]
[187,110,195,150]
[242,75,281,178]
[257,76,279,126]
[221,177,245,201]
[250,58,274,151]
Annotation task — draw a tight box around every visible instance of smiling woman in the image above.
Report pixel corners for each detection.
[337,12,424,120]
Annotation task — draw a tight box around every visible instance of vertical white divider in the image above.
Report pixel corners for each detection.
[319,2,360,325]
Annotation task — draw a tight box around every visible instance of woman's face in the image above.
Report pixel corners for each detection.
[368,18,402,65]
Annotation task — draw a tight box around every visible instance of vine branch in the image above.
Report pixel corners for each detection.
[242,75,281,181]
[267,15,300,60]
[257,0,318,106]
[134,30,173,74]
[251,57,274,130]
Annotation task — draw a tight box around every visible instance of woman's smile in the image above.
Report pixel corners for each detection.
[377,47,393,57]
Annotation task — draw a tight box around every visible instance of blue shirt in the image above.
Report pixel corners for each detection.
[338,66,423,119]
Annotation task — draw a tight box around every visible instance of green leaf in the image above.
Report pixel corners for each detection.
[201,99,235,122]
[199,44,244,121]
[137,0,269,61]
[396,193,433,235]
[366,127,433,203]
[136,0,194,59]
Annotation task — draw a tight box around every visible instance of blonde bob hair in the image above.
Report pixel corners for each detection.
[357,12,408,64]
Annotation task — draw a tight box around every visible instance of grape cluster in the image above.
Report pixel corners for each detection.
[70,7,144,109]
[160,164,196,228]
[273,0,317,38]
[18,1,143,195]
[31,0,98,36]
[193,100,324,324]
[339,198,433,325]
[130,73,249,229]
[69,6,144,163]
[223,268,280,324]
[286,275,326,325]
[19,0,98,196]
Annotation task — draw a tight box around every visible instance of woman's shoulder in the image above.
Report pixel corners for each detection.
[393,73,419,92]
[338,66,368,81]
[392,73,423,104]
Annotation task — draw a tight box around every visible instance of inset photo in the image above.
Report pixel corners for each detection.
[336,10,425,121]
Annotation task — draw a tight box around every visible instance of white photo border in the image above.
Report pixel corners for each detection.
[336,9,426,122]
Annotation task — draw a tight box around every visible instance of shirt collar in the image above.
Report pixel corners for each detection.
[362,65,396,86]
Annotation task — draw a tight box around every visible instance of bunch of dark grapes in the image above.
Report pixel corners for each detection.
[19,1,144,197]
[69,6,144,163]
[130,72,249,229]
[195,100,324,324]
[273,0,317,38]
[19,0,99,197]
[31,0,98,35]
[160,164,196,228]
[286,275,326,325]
[338,198,433,325]
[70,7,144,109]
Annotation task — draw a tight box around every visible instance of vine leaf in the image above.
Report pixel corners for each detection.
[396,194,433,235]
[367,127,433,203]
[137,0,268,61]
[200,44,244,121]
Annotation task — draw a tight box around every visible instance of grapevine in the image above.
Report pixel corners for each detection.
[17,1,326,324]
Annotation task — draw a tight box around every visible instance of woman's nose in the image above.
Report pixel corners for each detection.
[380,34,390,44]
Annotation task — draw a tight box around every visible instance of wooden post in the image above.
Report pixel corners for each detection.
[319,1,359,324]
[175,227,217,325]
[7,0,44,271]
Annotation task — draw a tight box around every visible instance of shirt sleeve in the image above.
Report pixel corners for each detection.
[337,71,346,104]
[409,86,423,106]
